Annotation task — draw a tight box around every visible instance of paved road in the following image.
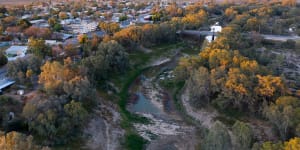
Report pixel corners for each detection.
[261,34,300,41]
[179,30,300,41]
[178,30,217,36]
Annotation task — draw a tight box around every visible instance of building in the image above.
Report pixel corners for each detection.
[30,19,49,28]
[206,22,222,43]
[5,46,28,61]
[210,22,222,32]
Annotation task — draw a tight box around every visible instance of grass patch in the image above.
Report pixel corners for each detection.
[124,133,147,150]
[181,47,200,55]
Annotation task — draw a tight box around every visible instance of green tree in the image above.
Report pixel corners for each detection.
[0,53,7,66]
[263,96,300,140]
[232,121,253,150]
[188,66,210,107]
[17,19,31,30]
[203,121,232,150]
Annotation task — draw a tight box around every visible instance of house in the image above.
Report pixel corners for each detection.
[30,19,49,28]
[206,23,222,43]
[45,40,61,46]
[0,79,15,93]
[5,46,28,61]
[210,22,222,32]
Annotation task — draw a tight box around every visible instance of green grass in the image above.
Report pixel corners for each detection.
[117,67,149,150]
[181,47,200,55]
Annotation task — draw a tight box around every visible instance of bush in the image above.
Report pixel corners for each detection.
[0,53,7,66]
[282,39,296,49]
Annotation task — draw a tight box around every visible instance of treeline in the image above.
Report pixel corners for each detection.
[99,21,179,49]
[4,38,130,146]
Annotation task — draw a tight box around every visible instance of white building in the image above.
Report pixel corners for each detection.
[206,22,222,43]
[210,22,222,32]
[5,46,28,61]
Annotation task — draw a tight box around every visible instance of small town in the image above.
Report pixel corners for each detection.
[0,0,300,150]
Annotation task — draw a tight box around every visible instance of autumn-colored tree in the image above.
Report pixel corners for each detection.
[2,16,17,25]
[28,37,51,58]
[16,19,31,30]
[59,12,68,20]
[113,26,142,50]
[284,137,300,150]
[282,0,296,7]
[224,68,250,108]
[98,22,120,35]
[5,26,21,35]
[182,9,207,29]
[245,17,261,32]
[48,17,57,27]
[77,34,88,45]
[255,75,285,99]
[0,131,46,150]
[165,3,179,17]
[64,44,78,57]
[24,26,52,39]
[39,61,64,93]
[225,7,237,21]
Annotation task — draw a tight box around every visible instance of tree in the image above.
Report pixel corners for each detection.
[53,23,62,32]
[232,121,253,150]
[245,17,261,32]
[24,27,52,39]
[225,7,237,21]
[98,22,120,35]
[258,141,284,150]
[77,34,88,45]
[64,100,88,125]
[97,40,129,73]
[59,12,68,20]
[255,75,285,100]
[182,9,207,29]
[263,96,300,140]
[223,68,250,109]
[282,0,296,7]
[28,38,51,58]
[48,17,57,27]
[6,55,42,84]
[0,53,7,67]
[285,137,300,150]
[82,40,128,84]
[17,19,31,30]
[165,3,177,17]
[0,131,46,150]
[39,61,64,93]
[188,66,210,107]
[203,121,232,150]
[113,26,142,50]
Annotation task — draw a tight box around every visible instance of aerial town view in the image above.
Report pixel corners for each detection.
[0,0,300,150]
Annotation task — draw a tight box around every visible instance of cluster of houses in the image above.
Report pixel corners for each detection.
[0,0,201,92]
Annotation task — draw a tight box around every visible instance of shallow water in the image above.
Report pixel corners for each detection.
[128,92,162,116]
